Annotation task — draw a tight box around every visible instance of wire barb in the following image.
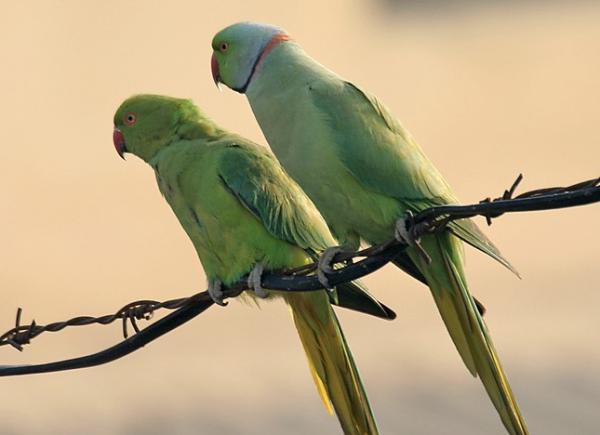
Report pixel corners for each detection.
[0,174,598,377]
[480,173,525,225]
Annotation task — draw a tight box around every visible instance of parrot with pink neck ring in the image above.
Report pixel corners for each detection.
[210,22,528,435]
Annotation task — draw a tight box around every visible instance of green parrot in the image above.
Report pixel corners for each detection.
[113,94,393,435]
[210,22,528,435]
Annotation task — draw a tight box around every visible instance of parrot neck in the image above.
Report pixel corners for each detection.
[244,42,336,162]
[247,42,324,98]
[247,41,341,109]
[143,117,225,164]
[176,116,226,142]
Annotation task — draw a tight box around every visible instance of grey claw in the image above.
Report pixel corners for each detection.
[208,279,228,306]
[395,213,432,265]
[247,263,268,298]
[394,216,412,245]
[317,246,346,291]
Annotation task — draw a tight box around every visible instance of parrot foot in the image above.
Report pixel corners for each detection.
[317,246,348,291]
[208,279,228,307]
[247,263,268,298]
[395,213,432,264]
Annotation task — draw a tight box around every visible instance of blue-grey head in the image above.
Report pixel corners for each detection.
[211,22,289,93]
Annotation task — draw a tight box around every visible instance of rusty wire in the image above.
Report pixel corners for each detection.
[0,174,598,376]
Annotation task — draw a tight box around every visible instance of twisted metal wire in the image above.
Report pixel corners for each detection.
[1,298,189,351]
[0,174,598,377]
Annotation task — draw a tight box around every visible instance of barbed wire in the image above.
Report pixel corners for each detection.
[0,174,598,377]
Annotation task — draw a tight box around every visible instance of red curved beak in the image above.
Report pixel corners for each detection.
[211,53,221,87]
[113,127,126,159]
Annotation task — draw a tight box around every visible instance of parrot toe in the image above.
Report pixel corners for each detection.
[317,246,348,290]
[247,263,268,298]
[208,279,228,306]
[394,215,412,245]
[395,214,432,264]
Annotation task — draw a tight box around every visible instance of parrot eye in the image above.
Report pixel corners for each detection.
[124,112,137,126]
[220,42,229,52]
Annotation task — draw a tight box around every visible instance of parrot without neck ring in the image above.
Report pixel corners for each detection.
[113,94,391,435]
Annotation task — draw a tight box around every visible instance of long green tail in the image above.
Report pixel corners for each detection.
[286,291,379,435]
[409,232,528,435]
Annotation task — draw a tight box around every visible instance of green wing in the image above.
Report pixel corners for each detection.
[217,138,335,253]
[217,138,395,320]
[216,135,386,434]
[309,79,517,274]
[309,80,452,202]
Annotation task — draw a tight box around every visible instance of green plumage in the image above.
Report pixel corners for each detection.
[114,94,383,435]
[212,23,528,435]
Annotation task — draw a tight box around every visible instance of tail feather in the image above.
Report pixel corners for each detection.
[391,256,487,317]
[332,280,396,320]
[286,291,378,435]
[409,233,528,435]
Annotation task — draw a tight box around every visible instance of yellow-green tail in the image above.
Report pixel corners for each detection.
[286,291,378,435]
[410,233,528,435]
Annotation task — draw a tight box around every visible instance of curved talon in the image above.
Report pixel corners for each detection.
[208,279,228,306]
[247,263,268,298]
[317,246,346,290]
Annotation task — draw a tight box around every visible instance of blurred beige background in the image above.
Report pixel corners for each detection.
[0,1,599,434]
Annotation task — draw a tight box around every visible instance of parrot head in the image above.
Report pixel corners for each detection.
[113,94,199,162]
[211,22,289,93]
